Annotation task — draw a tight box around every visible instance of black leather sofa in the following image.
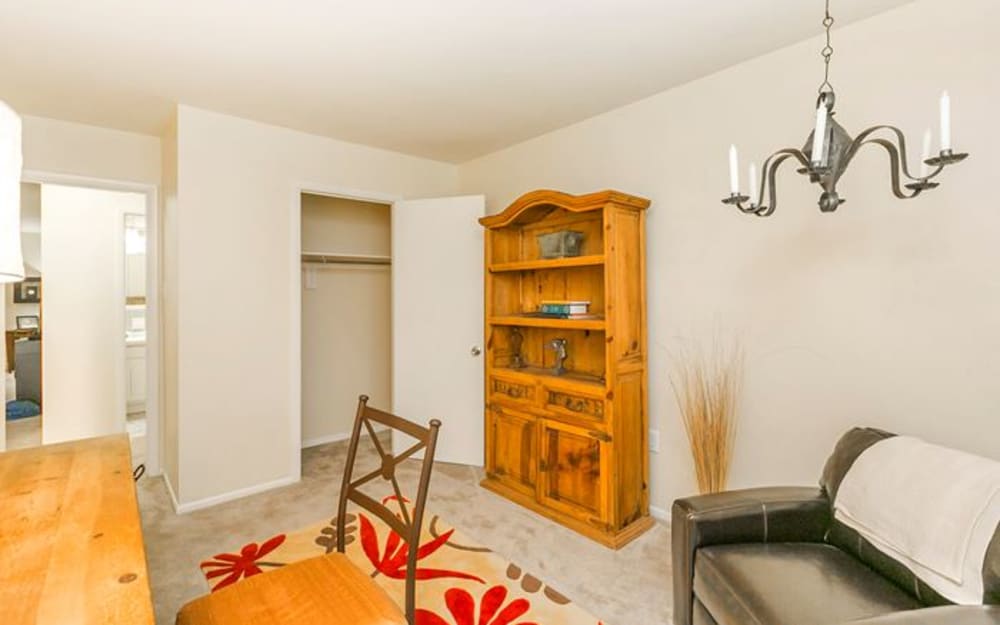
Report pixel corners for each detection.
[672,428,1000,625]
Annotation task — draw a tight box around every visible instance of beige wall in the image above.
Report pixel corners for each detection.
[459,0,1000,513]
[22,116,160,185]
[167,105,458,507]
[18,233,40,277]
[300,195,391,445]
[40,185,145,444]
[160,114,180,493]
[301,195,392,256]
[19,183,41,238]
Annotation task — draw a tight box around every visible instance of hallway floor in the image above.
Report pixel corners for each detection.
[5,415,40,450]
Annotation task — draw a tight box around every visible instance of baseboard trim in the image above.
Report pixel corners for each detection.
[301,431,351,449]
[165,427,386,515]
[650,504,670,524]
[301,426,388,450]
[162,471,181,514]
[172,475,300,515]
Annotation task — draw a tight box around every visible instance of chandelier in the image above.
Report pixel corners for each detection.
[723,0,968,217]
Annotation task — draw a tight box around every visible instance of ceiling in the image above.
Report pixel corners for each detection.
[0,0,913,163]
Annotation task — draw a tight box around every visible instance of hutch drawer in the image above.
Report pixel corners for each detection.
[542,386,605,423]
[488,374,537,407]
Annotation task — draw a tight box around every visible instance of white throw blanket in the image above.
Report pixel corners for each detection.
[834,435,1000,605]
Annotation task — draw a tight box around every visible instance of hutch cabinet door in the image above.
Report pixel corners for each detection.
[537,418,610,527]
[486,404,537,497]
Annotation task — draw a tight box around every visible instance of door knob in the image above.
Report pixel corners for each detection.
[470,345,482,356]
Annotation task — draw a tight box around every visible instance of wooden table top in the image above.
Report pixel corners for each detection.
[0,434,155,625]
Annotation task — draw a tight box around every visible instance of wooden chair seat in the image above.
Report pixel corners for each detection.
[176,553,405,625]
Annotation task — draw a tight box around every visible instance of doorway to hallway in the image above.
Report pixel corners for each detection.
[4,180,154,470]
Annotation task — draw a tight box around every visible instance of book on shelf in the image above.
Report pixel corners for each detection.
[521,311,601,320]
[539,300,590,315]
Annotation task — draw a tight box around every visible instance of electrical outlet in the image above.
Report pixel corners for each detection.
[649,429,661,454]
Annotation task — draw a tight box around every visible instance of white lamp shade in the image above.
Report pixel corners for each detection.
[0,100,24,283]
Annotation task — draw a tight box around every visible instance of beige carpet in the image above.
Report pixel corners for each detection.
[137,435,672,625]
[196,496,610,624]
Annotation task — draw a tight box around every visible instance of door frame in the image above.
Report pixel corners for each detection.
[21,169,161,475]
[287,182,401,481]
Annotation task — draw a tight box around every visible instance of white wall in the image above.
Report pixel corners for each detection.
[300,194,391,446]
[459,0,1000,513]
[22,116,160,185]
[166,105,458,507]
[40,184,145,443]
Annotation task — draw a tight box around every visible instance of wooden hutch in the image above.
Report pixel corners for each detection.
[479,189,652,548]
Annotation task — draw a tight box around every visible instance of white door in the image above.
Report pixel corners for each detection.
[392,195,485,466]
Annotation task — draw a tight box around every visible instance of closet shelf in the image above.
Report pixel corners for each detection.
[301,252,391,266]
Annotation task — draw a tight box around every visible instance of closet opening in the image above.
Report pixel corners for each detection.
[299,192,392,449]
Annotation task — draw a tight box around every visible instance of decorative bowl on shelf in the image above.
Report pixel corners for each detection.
[536,230,584,259]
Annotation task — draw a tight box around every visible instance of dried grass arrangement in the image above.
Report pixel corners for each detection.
[670,341,744,494]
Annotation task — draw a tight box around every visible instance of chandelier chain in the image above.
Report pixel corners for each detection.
[818,0,835,94]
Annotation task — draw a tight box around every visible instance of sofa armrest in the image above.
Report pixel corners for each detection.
[846,606,1000,625]
[671,486,831,625]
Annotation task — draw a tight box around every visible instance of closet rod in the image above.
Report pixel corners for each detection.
[301,252,392,266]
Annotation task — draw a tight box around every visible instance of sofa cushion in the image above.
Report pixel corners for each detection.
[826,521,952,607]
[694,543,922,625]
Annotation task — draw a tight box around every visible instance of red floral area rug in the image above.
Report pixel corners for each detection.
[198,496,609,625]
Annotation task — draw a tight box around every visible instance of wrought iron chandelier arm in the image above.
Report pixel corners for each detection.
[847,125,943,182]
[722,147,811,216]
[756,149,811,217]
[863,137,927,200]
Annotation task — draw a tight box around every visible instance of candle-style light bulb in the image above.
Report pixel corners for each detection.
[940,91,951,152]
[813,98,829,166]
[920,128,932,178]
[729,145,740,194]
[749,162,758,203]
